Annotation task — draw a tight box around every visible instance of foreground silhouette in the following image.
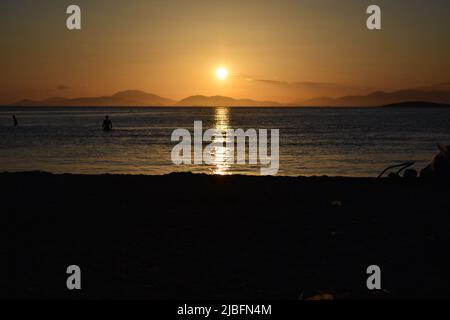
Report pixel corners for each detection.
[1,172,450,299]
[420,144,450,179]
[378,144,450,181]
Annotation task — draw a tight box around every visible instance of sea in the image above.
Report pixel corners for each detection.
[1,106,450,177]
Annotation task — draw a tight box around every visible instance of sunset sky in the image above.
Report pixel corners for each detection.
[1,0,449,104]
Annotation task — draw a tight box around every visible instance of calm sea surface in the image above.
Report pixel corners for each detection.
[1,107,450,177]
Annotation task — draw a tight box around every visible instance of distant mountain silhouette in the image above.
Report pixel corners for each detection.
[11,91,278,107]
[381,101,450,108]
[12,90,176,107]
[8,88,450,107]
[176,95,280,107]
[301,89,450,107]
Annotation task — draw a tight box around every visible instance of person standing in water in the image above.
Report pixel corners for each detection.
[102,116,113,131]
[13,115,18,127]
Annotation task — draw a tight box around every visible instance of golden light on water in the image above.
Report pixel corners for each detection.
[212,107,232,175]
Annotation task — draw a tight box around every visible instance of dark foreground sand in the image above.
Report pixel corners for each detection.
[1,172,450,299]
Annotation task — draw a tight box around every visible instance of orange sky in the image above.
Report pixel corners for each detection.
[1,0,449,104]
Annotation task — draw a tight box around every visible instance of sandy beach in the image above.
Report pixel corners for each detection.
[2,172,450,299]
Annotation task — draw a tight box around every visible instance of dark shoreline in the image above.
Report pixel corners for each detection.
[2,172,450,299]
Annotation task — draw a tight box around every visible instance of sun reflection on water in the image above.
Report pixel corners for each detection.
[212,107,232,175]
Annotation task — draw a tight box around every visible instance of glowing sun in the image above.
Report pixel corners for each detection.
[216,67,229,80]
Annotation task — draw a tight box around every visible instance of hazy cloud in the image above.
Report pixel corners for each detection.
[46,85,71,93]
[254,79,362,92]
[415,82,450,92]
